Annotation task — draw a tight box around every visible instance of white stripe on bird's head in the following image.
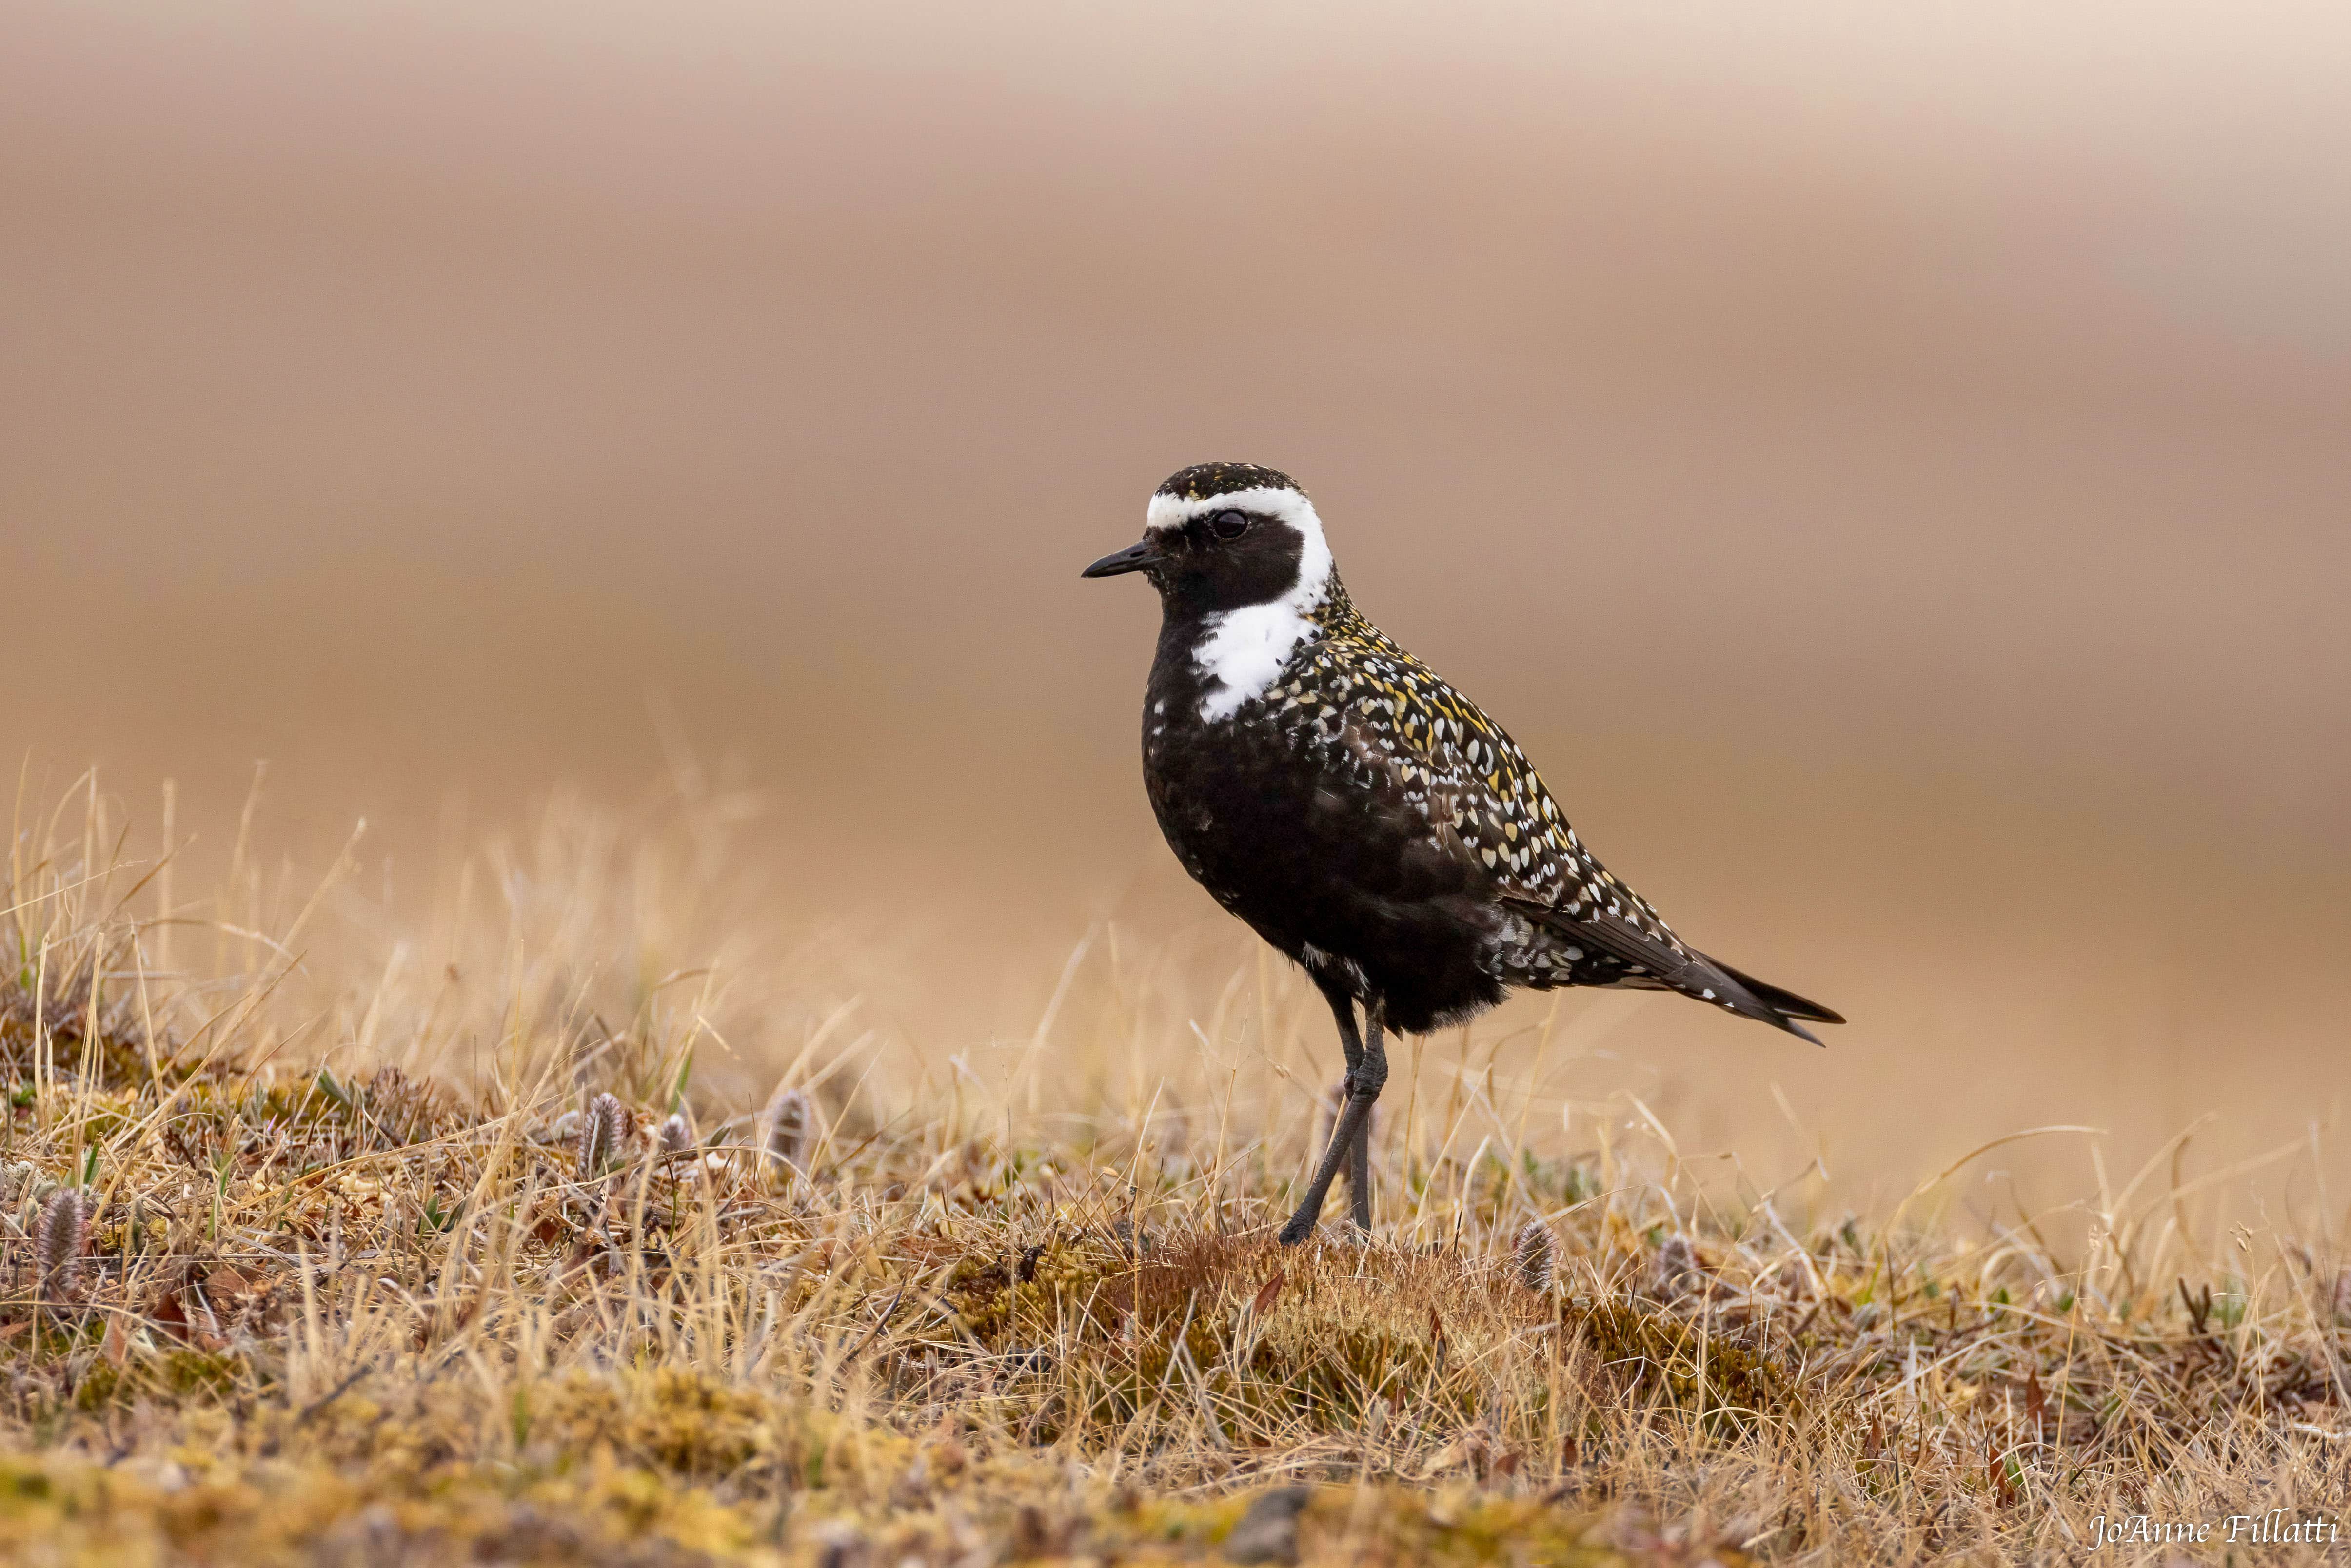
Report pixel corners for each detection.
[1145,485,1333,601]
[1146,484,1316,535]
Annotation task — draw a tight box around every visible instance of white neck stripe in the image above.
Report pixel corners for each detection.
[1147,487,1337,723]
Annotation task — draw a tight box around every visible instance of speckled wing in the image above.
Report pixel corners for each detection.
[1322,636,1834,1039]
[1314,636,1654,951]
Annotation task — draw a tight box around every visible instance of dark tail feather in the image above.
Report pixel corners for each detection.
[1702,954,1843,1042]
[1509,895,1841,1046]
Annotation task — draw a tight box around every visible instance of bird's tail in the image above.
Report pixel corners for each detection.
[1699,954,1845,1043]
[1509,895,1842,1045]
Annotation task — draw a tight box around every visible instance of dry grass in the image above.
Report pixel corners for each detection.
[4,770,2351,1566]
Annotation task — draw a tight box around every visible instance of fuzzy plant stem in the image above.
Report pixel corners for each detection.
[578,1092,632,1181]
[1514,1220,1557,1293]
[34,1186,92,1308]
[761,1084,810,1173]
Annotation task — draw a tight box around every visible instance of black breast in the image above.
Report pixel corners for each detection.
[1139,623,1509,1033]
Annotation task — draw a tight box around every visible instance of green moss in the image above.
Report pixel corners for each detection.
[158,1351,246,1402]
[72,1363,123,1413]
[628,1368,772,1476]
[1565,1297,1788,1430]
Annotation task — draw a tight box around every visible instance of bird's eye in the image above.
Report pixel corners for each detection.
[1211,510,1250,540]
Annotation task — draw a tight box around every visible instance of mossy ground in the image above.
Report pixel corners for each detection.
[2,779,2345,1565]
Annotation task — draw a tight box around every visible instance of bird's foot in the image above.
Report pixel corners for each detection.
[1280,1217,1372,1248]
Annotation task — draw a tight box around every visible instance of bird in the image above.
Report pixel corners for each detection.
[1083,461,1842,1247]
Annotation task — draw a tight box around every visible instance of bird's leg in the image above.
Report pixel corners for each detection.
[1280,997,1387,1246]
[1345,1094,1373,1233]
[1312,979,1375,1234]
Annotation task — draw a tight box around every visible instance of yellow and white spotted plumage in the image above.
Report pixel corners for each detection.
[1268,577,1701,995]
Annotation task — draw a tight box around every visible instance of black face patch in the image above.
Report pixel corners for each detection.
[1152,509,1306,618]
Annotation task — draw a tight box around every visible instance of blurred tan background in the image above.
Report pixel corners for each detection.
[6,3,2349,1215]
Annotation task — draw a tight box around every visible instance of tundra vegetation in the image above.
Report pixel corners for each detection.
[1,773,2344,1566]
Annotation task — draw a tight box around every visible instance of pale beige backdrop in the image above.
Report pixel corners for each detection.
[6,3,2348,1218]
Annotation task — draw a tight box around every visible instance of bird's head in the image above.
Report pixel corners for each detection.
[1082,462,1334,619]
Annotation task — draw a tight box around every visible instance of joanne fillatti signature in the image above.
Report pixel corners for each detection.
[2090,1509,2341,1548]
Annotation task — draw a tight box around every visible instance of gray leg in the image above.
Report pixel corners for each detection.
[1346,1096,1373,1232]
[1313,973,1366,1080]
[1310,978,1375,1233]
[1280,997,1387,1246]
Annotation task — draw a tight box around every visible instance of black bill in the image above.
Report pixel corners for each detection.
[1081,537,1164,579]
